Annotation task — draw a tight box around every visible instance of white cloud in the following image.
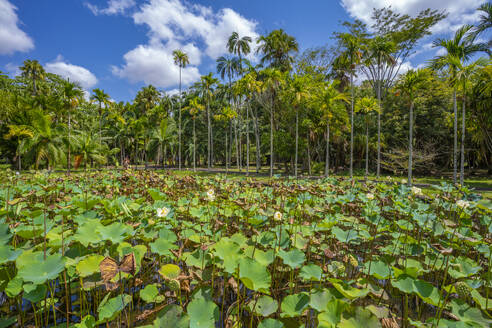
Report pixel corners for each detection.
[111,0,258,88]
[112,43,201,87]
[0,0,34,55]
[85,0,135,16]
[4,62,20,77]
[340,0,483,34]
[45,56,98,89]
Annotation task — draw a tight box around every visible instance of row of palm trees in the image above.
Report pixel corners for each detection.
[2,4,490,182]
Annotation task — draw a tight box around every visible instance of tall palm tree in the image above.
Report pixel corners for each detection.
[396,69,427,186]
[24,110,65,169]
[198,73,218,168]
[256,29,299,72]
[336,33,362,178]
[472,3,492,42]
[20,59,45,95]
[318,81,349,177]
[173,49,190,170]
[364,36,396,178]
[227,31,252,73]
[90,88,111,146]
[4,124,33,170]
[148,117,176,167]
[355,97,379,179]
[289,75,311,177]
[258,68,284,177]
[431,25,489,184]
[62,80,83,174]
[184,97,204,172]
[453,57,490,184]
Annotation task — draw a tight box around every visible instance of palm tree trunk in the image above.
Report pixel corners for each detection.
[408,101,414,186]
[350,72,354,178]
[225,120,229,172]
[68,112,71,175]
[453,88,457,184]
[193,118,196,172]
[270,103,274,178]
[18,143,21,171]
[255,109,261,173]
[235,119,239,171]
[179,66,182,170]
[460,91,466,185]
[207,101,211,169]
[377,78,381,178]
[238,109,242,172]
[246,104,250,176]
[295,107,299,177]
[365,120,369,179]
[307,130,311,175]
[325,120,330,177]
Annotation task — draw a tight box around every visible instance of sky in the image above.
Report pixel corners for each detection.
[0,0,486,102]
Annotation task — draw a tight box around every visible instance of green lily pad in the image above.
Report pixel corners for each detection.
[280,292,309,317]
[187,298,219,328]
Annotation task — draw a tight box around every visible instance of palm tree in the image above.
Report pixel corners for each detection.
[148,117,176,168]
[453,57,490,185]
[396,69,427,186]
[198,73,218,168]
[355,97,379,178]
[472,3,492,42]
[258,68,284,177]
[90,88,111,146]
[62,80,83,174]
[431,25,489,184]
[4,124,33,170]
[20,60,45,95]
[227,31,252,73]
[256,29,299,72]
[173,49,190,170]
[289,75,311,177]
[318,81,349,177]
[364,36,396,178]
[336,32,362,178]
[24,110,65,169]
[184,97,205,172]
[73,130,107,170]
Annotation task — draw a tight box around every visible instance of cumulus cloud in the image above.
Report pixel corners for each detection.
[85,0,135,16]
[110,0,259,88]
[45,55,98,89]
[340,0,483,34]
[0,0,34,55]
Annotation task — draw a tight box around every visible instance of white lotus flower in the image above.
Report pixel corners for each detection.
[456,199,471,209]
[156,207,170,218]
[206,189,215,201]
[366,193,375,200]
[411,186,423,196]
[273,211,283,221]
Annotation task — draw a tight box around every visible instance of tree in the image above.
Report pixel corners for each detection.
[334,32,362,178]
[4,124,33,170]
[355,97,379,178]
[256,29,299,72]
[184,97,204,172]
[395,69,428,186]
[453,57,489,184]
[227,31,252,73]
[20,60,45,95]
[362,36,395,178]
[24,110,65,170]
[62,80,83,174]
[288,74,312,177]
[431,25,489,183]
[173,49,190,169]
[317,81,349,177]
[148,117,176,168]
[90,88,111,146]
[197,73,218,168]
[472,3,492,42]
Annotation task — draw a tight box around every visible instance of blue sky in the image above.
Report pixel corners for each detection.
[0,0,485,101]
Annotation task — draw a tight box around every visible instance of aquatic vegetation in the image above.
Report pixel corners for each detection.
[0,170,490,327]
